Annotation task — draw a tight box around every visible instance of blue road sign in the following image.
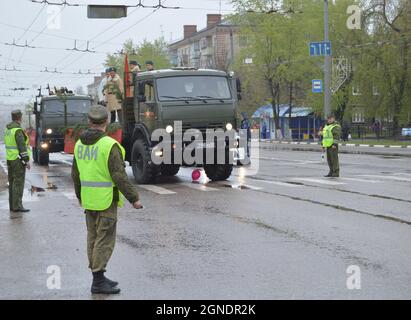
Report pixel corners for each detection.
[309,42,332,56]
[312,79,323,93]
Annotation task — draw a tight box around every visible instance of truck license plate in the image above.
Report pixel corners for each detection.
[196,142,214,149]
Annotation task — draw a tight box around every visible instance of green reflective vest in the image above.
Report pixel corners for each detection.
[4,127,30,161]
[74,135,125,211]
[322,123,340,148]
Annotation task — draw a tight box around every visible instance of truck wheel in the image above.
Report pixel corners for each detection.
[160,164,180,176]
[32,147,38,164]
[204,164,233,181]
[37,149,49,166]
[131,139,157,184]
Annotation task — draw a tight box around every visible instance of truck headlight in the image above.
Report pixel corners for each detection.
[46,128,53,134]
[166,125,173,133]
[226,123,233,131]
[41,142,48,149]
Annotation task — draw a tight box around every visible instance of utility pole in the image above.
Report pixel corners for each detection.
[324,0,331,118]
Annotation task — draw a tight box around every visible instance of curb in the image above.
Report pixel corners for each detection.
[259,140,410,149]
[258,140,411,158]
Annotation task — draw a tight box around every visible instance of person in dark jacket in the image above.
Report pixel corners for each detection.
[240,112,251,157]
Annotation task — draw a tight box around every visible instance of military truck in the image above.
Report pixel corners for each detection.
[121,68,243,184]
[31,88,93,165]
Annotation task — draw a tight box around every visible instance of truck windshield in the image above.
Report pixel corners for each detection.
[157,76,231,101]
[42,99,91,114]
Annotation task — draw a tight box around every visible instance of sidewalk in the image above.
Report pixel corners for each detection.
[259,140,411,157]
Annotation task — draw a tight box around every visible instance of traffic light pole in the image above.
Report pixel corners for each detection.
[324,0,331,118]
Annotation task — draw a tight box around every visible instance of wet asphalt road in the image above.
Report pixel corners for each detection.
[0,146,410,299]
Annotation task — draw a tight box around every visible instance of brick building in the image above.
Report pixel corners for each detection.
[168,14,240,71]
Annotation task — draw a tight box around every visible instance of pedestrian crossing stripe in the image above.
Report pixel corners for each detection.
[291,178,346,185]
[359,175,411,182]
[338,177,380,183]
[137,184,177,195]
[180,182,218,192]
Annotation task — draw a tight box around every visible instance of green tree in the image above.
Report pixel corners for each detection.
[105,38,171,78]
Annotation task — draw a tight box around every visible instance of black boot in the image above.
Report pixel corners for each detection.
[91,271,120,294]
[104,274,119,288]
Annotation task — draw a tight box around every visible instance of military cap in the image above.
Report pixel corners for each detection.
[130,60,138,65]
[108,66,117,72]
[88,105,108,124]
[11,109,22,120]
[145,60,154,65]
[105,68,110,73]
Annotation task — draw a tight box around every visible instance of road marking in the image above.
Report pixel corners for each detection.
[338,177,380,183]
[138,184,176,195]
[360,175,411,182]
[181,182,218,192]
[230,184,263,191]
[291,177,346,185]
[62,191,78,201]
[252,180,302,188]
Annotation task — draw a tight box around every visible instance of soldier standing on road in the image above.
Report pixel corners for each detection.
[322,114,341,177]
[104,67,123,123]
[71,105,143,295]
[4,110,31,216]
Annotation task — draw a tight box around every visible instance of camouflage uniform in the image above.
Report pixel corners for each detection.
[6,121,30,212]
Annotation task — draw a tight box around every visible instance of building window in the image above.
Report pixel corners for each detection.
[352,111,365,123]
[352,85,361,96]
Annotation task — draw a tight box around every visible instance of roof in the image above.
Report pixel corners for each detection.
[252,104,314,118]
[41,95,93,101]
[137,68,228,79]
[168,19,236,49]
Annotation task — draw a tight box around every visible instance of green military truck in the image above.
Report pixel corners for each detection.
[30,89,93,165]
[121,68,243,184]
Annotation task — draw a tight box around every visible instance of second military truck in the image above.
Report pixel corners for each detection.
[121,68,243,184]
[31,88,93,165]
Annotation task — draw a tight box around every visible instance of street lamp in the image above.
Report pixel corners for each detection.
[324,0,331,118]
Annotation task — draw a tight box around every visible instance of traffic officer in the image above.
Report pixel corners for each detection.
[322,114,341,177]
[4,110,31,215]
[71,105,142,295]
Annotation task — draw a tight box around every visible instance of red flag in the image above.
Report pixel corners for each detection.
[124,54,131,97]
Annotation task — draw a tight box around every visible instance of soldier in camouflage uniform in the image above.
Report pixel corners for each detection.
[71,105,143,294]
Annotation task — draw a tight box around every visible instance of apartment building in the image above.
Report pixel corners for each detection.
[168,14,240,71]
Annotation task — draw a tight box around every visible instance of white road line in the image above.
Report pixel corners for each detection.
[138,184,177,195]
[231,184,263,191]
[359,175,411,182]
[252,180,302,188]
[62,192,78,200]
[181,182,218,192]
[338,177,380,183]
[291,178,346,185]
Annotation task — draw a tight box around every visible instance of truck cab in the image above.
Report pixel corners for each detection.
[31,92,93,165]
[121,68,243,184]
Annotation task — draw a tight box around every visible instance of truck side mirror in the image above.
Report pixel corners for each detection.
[33,102,38,114]
[237,79,242,100]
